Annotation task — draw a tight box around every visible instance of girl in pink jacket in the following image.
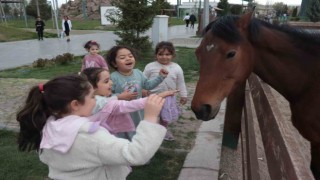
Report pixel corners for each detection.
[81,67,176,139]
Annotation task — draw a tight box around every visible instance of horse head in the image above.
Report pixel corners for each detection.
[191,12,256,121]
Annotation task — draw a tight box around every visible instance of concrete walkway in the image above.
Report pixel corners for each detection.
[0,24,225,180]
[0,25,201,70]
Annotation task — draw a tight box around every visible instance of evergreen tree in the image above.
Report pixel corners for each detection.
[306,0,320,22]
[109,0,156,52]
[292,6,298,17]
[299,0,310,17]
[26,0,51,20]
[217,0,229,17]
[151,0,171,15]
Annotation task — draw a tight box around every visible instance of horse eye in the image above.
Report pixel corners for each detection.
[226,50,236,59]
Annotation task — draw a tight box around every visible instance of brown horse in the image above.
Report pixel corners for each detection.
[191,12,320,179]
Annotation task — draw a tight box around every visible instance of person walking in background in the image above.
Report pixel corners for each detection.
[105,45,168,140]
[81,40,109,71]
[189,13,197,29]
[35,17,45,40]
[16,74,167,180]
[183,13,190,28]
[143,41,188,141]
[62,15,72,42]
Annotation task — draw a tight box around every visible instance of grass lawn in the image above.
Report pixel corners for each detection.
[0,25,56,42]
[0,47,198,180]
[4,17,184,30]
[0,47,199,82]
[0,17,185,42]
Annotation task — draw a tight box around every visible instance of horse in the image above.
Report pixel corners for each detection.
[191,12,320,179]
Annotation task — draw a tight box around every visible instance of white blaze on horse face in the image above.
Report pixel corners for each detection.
[206,44,215,52]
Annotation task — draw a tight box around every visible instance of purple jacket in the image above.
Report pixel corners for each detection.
[88,98,147,134]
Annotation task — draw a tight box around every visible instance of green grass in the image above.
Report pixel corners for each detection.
[0,129,186,180]
[0,25,56,42]
[4,19,110,30]
[0,130,48,180]
[168,17,185,26]
[0,48,199,82]
[4,17,182,30]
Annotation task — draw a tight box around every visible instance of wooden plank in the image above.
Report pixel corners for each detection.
[248,74,314,180]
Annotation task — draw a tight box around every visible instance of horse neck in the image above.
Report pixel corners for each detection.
[251,28,319,102]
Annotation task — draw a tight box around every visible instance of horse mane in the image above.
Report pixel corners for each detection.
[204,15,320,47]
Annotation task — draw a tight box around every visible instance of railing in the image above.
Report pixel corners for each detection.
[240,74,314,180]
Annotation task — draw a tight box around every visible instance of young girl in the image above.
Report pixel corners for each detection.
[81,40,109,71]
[143,41,188,141]
[16,75,167,180]
[105,45,168,139]
[81,67,176,138]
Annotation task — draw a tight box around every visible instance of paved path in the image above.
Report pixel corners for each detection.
[0,25,201,70]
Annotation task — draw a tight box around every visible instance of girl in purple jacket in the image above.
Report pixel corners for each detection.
[81,67,176,139]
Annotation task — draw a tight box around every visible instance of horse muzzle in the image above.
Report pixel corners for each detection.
[192,104,221,121]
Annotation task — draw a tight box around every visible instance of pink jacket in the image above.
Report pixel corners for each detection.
[88,98,147,134]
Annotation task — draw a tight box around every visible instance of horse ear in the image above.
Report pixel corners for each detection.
[237,11,254,30]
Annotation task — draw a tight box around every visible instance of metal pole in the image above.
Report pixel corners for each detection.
[36,0,40,17]
[0,1,4,23]
[0,0,7,26]
[22,0,28,28]
[48,1,55,28]
[52,0,59,37]
[203,0,209,30]
[55,0,59,21]
[82,0,87,19]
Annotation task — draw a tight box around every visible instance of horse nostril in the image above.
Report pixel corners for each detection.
[192,104,212,121]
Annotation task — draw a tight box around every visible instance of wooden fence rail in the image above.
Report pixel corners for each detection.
[240,74,314,180]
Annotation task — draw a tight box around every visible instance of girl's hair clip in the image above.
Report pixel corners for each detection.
[38,83,44,93]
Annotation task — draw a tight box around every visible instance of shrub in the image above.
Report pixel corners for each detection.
[32,58,50,68]
[32,53,75,67]
[54,53,74,65]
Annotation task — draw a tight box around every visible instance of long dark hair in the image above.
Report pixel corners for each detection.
[16,75,91,152]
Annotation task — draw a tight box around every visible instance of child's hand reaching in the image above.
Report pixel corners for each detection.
[117,90,138,100]
[159,68,169,78]
[158,90,179,98]
[144,94,165,124]
[180,97,188,105]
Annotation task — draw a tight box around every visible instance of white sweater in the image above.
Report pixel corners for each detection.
[144,61,188,97]
[39,121,166,180]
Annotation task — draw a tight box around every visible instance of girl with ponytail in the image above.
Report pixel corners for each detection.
[16,74,167,180]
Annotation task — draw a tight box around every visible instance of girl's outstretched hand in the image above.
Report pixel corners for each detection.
[159,68,169,78]
[158,90,179,98]
[144,94,165,124]
[117,90,138,100]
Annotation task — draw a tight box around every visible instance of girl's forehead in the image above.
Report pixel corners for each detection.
[158,48,171,54]
[90,45,99,49]
[99,70,110,79]
[117,48,131,55]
